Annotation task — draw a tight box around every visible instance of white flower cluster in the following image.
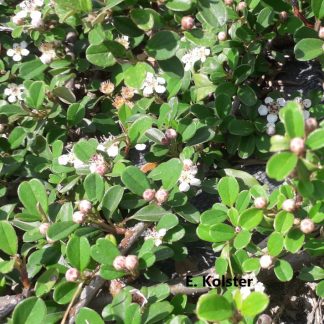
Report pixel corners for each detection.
[141,72,166,97]
[181,47,210,71]
[6,41,29,62]
[4,83,25,103]
[58,151,87,169]
[178,159,201,192]
[143,228,167,246]
[258,96,312,135]
[39,43,57,64]
[97,135,120,158]
[239,272,265,299]
[13,0,44,27]
[116,35,130,49]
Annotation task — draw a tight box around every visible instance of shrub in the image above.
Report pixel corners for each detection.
[0,0,323,323]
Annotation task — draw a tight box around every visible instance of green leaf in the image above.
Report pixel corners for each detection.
[316,280,324,297]
[130,9,155,31]
[90,238,120,265]
[142,301,174,323]
[284,228,305,253]
[67,103,85,125]
[215,257,228,275]
[197,293,233,321]
[228,119,255,136]
[306,128,324,150]
[312,0,324,19]
[121,166,150,196]
[101,185,124,219]
[53,282,78,305]
[128,116,153,144]
[267,232,284,256]
[8,126,26,149]
[73,138,98,162]
[266,152,298,181]
[124,63,150,89]
[146,31,180,60]
[274,259,294,282]
[0,221,18,255]
[157,214,179,231]
[234,229,251,249]
[149,158,182,190]
[217,176,239,207]
[298,266,324,281]
[12,297,47,324]
[239,208,263,230]
[100,264,125,280]
[19,59,47,79]
[106,0,124,10]
[166,0,193,11]
[86,44,116,67]
[274,211,294,234]
[241,292,269,317]
[35,268,59,297]
[242,258,260,272]
[281,102,305,138]
[76,308,104,324]
[131,204,168,221]
[198,0,227,28]
[26,81,46,109]
[67,236,91,271]
[238,85,257,106]
[295,38,324,61]
[209,224,235,242]
[18,179,48,217]
[47,222,79,241]
[256,7,274,29]
[53,87,76,104]
[84,173,104,203]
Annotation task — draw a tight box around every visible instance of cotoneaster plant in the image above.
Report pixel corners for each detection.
[0,0,323,324]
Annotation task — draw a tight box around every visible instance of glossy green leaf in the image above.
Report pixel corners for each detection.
[266,152,298,181]
[67,236,91,271]
[0,221,18,255]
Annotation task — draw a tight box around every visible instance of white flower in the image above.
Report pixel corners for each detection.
[116,35,129,49]
[4,83,25,103]
[264,97,273,104]
[141,72,166,97]
[303,99,311,108]
[276,97,286,107]
[181,47,210,71]
[57,151,88,169]
[303,110,310,120]
[30,10,43,27]
[135,144,146,151]
[266,123,276,136]
[58,154,71,165]
[239,273,265,300]
[267,113,278,123]
[39,43,57,64]
[7,41,29,61]
[178,159,200,192]
[258,105,268,116]
[144,228,166,246]
[97,135,120,158]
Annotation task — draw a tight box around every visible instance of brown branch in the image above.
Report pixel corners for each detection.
[67,222,150,324]
[292,1,314,29]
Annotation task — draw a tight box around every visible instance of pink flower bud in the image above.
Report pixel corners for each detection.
[254,197,267,209]
[161,137,170,146]
[113,256,126,271]
[235,226,241,233]
[65,268,80,282]
[0,124,5,133]
[46,234,55,244]
[293,218,301,225]
[155,188,169,204]
[181,16,195,30]
[182,159,193,170]
[95,164,108,176]
[260,255,273,269]
[282,199,296,212]
[72,211,86,224]
[305,118,318,134]
[39,223,50,236]
[279,11,288,21]
[237,1,247,11]
[290,137,305,156]
[109,279,125,296]
[224,0,233,5]
[125,255,139,272]
[12,15,24,25]
[319,27,324,39]
[78,200,92,214]
[257,314,272,324]
[300,218,315,234]
[266,125,276,136]
[165,128,177,140]
[143,189,156,202]
[218,32,227,41]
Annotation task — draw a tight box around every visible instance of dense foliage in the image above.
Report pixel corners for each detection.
[0,0,323,323]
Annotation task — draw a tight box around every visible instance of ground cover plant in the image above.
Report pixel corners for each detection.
[0,0,323,323]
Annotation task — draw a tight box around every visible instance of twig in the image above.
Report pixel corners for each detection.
[61,282,83,324]
[169,283,209,295]
[291,0,314,29]
[67,222,150,323]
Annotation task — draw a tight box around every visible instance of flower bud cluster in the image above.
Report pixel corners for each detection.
[72,200,92,224]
